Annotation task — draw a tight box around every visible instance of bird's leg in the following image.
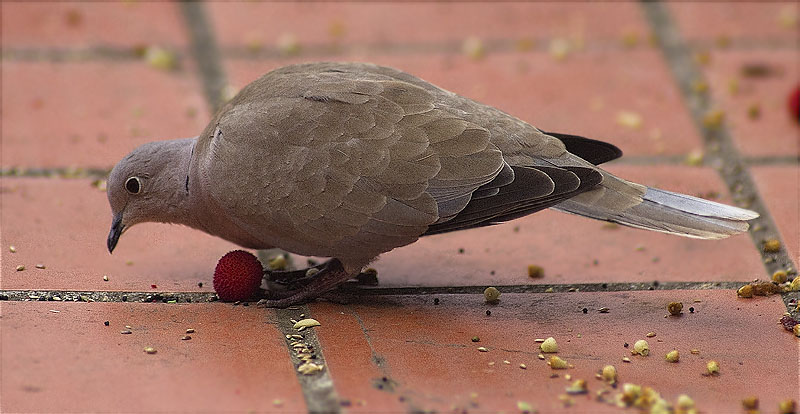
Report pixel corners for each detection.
[258,259,353,308]
[263,260,329,289]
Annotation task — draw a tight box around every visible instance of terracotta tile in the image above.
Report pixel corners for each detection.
[1,2,188,48]
[701,50,800,157]
[226,49,703,157]
[312,290,798,413]
[669,2,799,42]
[369,164,764,287]
[0,301,305,413]
[1,61,208,169]
[209,2,648,48]
[1,178,239,292]
[751,166,800,265]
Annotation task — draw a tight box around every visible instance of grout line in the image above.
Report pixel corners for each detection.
[641,1,797,311]
[273,306,342,414]
[179,2,228,114]
[0,281,760,303]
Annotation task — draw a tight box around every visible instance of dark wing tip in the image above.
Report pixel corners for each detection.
[543,131,623,165]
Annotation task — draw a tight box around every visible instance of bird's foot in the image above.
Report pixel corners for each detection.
[258,259,353,308]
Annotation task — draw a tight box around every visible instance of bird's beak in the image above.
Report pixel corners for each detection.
[107,213,124,254]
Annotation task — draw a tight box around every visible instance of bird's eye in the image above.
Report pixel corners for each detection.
[125,177,142,194]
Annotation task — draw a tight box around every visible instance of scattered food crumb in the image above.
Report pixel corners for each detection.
[144,46,177,71]
[665,350,680,363]
[103,275,109,282]
[276,33,300,55]
[646,332,656,338]
[622,357,631,363]
[483,287,501,304]
[668,302,683,316]
[738,280,782,297]
[477,347,488,352]
[527,265,544,278]
[462,36,485,60]
[549,37,571,61]
[268,255,288,270]
[9,245,16,253]
[143,347,157,354]
[779,399,797,414]
[598,307,610,313]
[548,356,568,369]
[566,379,588,395]
[181,335,192,340]
[747,103,761,120]
[297,362,324,375]
[703,109,725,129]
[633,340,650,356]
[35,264,45,269]
[763,239,782,253]
[602,365,617,385]
[705,360,720,376]
[616,110,643,129]
[519,363,527,369]
[540,337,558,353]
[685,149,704,166]
[516,400,534,414]
[293,318,321,330]
[773,270,789,284]
[16,265,25,271]
[742,396,759,410]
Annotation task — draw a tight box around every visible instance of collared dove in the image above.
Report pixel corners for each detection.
[107,62,758,306]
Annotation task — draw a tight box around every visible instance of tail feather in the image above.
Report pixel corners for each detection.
[553,184,758,240]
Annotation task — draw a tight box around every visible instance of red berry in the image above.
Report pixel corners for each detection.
[789,84,800,123]
[213,250,263,302]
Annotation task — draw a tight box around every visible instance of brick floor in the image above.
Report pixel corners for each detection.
[1,61,208,169]
[209,2,649,48]
[0,301,305,413]
[669,2,799,42]
[700,50,800,158]
[312,290,798,413]
[2,2,798,413]
[751,166,800,265]
[0,178,237,292]
[1,2,188,48]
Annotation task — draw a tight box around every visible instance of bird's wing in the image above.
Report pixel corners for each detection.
[195,66,510,261]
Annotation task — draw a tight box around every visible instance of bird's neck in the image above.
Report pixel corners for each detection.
[154,138,201,228]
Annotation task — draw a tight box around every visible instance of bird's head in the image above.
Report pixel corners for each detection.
[106,138,195,253]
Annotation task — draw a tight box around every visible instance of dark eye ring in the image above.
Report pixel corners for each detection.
[125,176,142,194]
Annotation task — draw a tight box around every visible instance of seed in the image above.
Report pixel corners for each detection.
[738,284,754,298]
[598,307,610,313]
[646,332,656,338]
[703,109,724,128]
[519,363,527,369]
[181,335,191,340]
[773,270,788,284]
[103,275,109,281]
[742,396,759,410]
[268,255,287,270]
[793,325,800,337]
[706,360,720,375]
[293,318,321,330]
[632,340,650,356]
[622,357,631,363]
[121,330,132,334]
[548,356,568,369]
[477,347,488,352]
[540,337,558,353]
[565,379,588,395]
[503,360,511,365]
[763,239,781,253]
[297,362,323,375]
[677,395,696,411]
[143,347,157,354]
[538,354,545,360]
[791,277,800,292]
[778,399,796,414]
[483,287,501,303]
[186,328,195,334]
[527,265,544,278]
[35,264,45,269]
[9,245,16,253]
[602,365,617,384]
[667,302,683,315]
[471,336,480,342]
[690,349,700,354]
[15,265,25,271]
[665,350,680,363]
[517,401,534,414]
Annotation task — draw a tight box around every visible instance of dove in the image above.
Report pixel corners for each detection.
[107,62,758,306]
